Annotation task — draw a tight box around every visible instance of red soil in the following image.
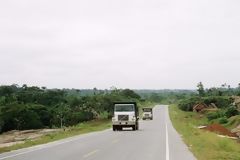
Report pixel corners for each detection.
[203,124,238,138]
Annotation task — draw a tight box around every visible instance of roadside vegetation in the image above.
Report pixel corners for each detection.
[170,82,240,160]
[170,105,240,160]
[178,82,240,128]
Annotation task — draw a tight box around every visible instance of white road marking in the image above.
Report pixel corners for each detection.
[166,123,169,160]
[166,107,170,160]
[83,149,100,158]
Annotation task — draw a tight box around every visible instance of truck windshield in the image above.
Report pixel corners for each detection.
[115,104,134,112]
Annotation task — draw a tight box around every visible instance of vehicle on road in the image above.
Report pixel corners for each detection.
[142,107,153,120]
[112,102,139,131]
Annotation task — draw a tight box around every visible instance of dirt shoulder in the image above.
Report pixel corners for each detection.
[0,129,61,148]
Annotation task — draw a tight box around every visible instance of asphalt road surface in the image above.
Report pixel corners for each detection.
[0,105,196,160]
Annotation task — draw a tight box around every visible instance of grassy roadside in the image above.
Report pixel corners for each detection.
[0,119,111,154]
[169,104,240,160]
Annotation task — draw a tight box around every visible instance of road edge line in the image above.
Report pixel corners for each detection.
[166,107,170,160]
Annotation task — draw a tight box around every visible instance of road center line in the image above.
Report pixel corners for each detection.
[83,149,100,158]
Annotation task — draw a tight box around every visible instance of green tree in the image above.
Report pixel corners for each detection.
[121,89,141,99]
[1,104,43,131]
[54,103,71,128]
[0,108,4,133]
[197,82,205,96]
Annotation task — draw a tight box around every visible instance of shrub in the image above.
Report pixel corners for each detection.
[219,117,228,124]
[224,106,239,118]
[207,111,225,121]
[203,96,232,108]
[178,97,202,111]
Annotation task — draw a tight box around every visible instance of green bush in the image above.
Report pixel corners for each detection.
[66,111,94,126]
[224,106,239,118]
[219,117,228,124]
[207,111,225,121]
[178,97,202,111]
[178,96,232,111]
[203,96,232,108]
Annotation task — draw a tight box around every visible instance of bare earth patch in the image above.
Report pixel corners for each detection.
[202,124,238,138]
[0,129,60,148]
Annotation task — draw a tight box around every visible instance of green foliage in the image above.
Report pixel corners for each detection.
[178,97,202,111]
[178,95,233,115]
[121,89,141,99]
[0,85,142,133]
[225,106,239,118]
[197,82,205,96]
[0,115,3,133]
[207,111,225,121]
[138,90,195,104]
[206,107,239,122]
[225,115,240,129]
[0,104,44,131]
[147,93,163,102]
[202,96,232,108]
[219,117,228,124]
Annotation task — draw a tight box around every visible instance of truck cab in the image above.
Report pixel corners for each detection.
[112,102,139,131]
[142,107,153,120]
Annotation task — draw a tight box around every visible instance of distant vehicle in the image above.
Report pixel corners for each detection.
[112,102,139,131]
[142,107,153,120]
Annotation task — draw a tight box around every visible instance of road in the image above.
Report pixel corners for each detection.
[0,105,196,160]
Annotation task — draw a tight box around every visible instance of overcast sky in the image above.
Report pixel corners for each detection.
[0,0,240,89]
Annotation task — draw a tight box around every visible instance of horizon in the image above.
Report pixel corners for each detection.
[2,82,240,91]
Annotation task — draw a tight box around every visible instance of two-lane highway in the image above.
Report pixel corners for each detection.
[0,105,196,160]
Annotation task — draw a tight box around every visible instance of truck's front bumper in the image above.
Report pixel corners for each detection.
[112,121,136,126]
[142,116,152,119]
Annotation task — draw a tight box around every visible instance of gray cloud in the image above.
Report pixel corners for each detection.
[0,0,240,89]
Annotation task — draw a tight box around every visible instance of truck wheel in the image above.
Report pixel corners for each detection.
[112,126,116,131]
[118,126,122,131]
[132,125,136,131]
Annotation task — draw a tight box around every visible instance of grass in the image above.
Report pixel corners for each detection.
[169,105,240,160]
[0,119,111,153]
[225,115,240,130]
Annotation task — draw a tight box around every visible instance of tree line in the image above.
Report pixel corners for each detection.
[0,84,141,133]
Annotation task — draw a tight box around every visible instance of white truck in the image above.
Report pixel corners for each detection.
[112,102,139,131]
[142,107,153,120]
